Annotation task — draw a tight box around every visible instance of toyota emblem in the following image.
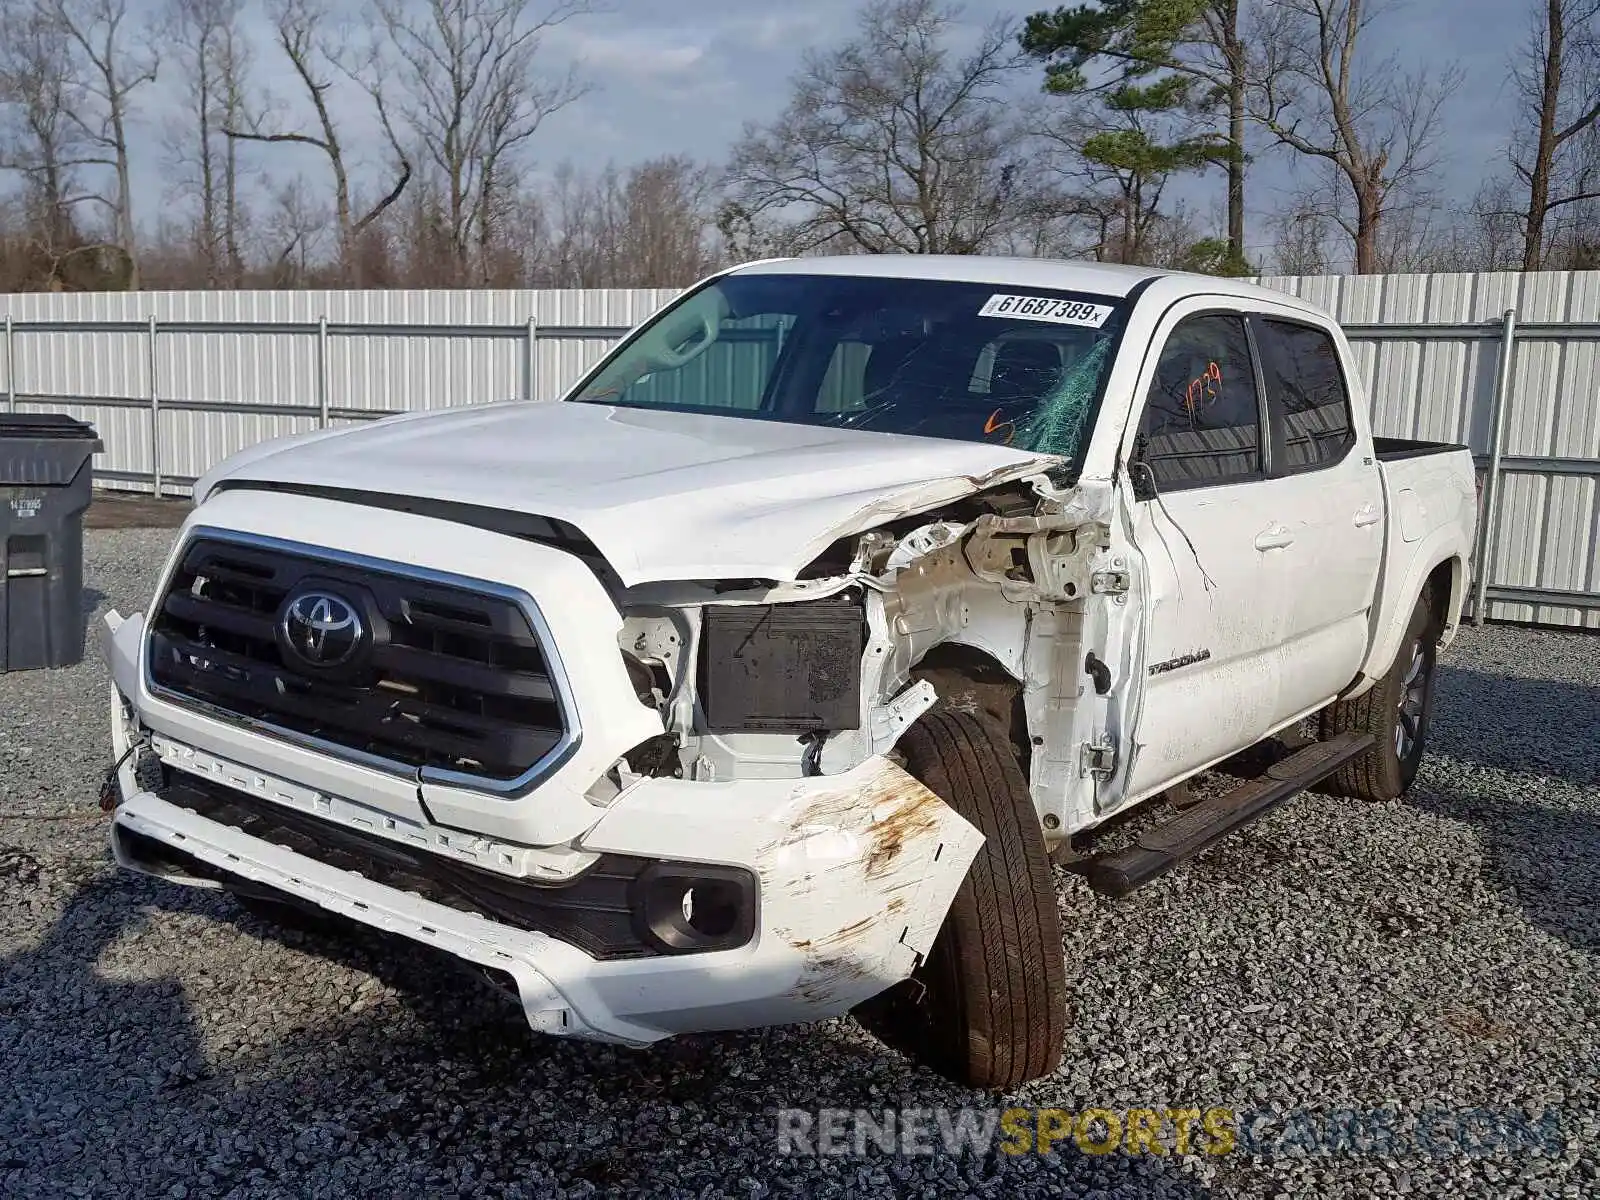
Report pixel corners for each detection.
[279,590,364,669]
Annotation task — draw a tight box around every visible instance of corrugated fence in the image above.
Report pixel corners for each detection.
[0,272,1596,627]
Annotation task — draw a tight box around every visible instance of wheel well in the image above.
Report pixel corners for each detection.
[909,643,1030,771]
[1424,558,1458,636]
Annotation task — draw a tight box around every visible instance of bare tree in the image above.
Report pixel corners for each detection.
[1055,193,1127,262]
[1545,116,1600,266]
[1371,196,1446,273]
[540,157,725,286]
[165,0,251,286]
[609,157,724,284]
[389,173,461,285]
[1266,195,1335,275]
[43,0,159,287]
[0,0,86,254]
[1250,0,1460,273]
[1465,180,1532,272]
[1510,0,1600,269]
[714,199,827,262]
[213,11,248,284]
[258,171,329,286]
[726,0,1034,255]
[1134,200,1218,269]
[1408,184,1526,273]
[368,0,589,285]
[225,0,410,284]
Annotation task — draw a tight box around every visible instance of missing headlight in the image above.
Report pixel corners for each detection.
[697,594,865,733]
[621,651,670,709]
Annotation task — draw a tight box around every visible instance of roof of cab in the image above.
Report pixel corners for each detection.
[727,254,1328,317]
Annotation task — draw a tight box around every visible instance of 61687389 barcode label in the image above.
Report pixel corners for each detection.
[978,294,1113,328]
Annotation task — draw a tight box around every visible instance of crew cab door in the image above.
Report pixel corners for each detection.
[1247,316,1384,718]
[1117,305,1289,805]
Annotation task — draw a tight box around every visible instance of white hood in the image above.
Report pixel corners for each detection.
[201,401,1057,587]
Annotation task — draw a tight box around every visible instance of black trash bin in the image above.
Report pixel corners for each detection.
[0,413,103,671]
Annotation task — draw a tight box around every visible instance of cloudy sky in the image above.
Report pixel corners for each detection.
[134,0,1533,261]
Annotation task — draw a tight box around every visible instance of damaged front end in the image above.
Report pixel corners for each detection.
[609,467,1132,845]
[97,486,1011,1041]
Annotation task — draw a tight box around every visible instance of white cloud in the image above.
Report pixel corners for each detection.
[724,11,830,50]
[545,23,708,79]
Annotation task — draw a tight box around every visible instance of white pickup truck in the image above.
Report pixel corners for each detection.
[101,257,1478,1090]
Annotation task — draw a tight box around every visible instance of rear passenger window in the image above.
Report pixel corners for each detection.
[1136,314,1262,491]
[1255,320,1355,471]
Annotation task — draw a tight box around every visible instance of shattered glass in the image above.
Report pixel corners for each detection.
[1014,337,1114,459]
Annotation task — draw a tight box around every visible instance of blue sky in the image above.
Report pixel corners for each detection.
[134,0,1532,261]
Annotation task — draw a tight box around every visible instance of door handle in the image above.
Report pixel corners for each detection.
[1254,525,1295,552]
[1353,505,1381,529]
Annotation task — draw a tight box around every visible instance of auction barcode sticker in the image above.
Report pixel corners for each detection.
[979,294,1113,328]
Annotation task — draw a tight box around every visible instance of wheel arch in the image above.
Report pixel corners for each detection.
[1428,554,1467,648]
[1356,534,1469,697]
[909,642,1031,772]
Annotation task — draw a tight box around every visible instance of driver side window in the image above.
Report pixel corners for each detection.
[1136,313,1262,492]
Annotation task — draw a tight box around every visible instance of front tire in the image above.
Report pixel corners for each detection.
[854,709,1067,1090]
[1317,587,1440,800]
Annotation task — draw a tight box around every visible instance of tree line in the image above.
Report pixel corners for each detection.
[0,0,1595,292]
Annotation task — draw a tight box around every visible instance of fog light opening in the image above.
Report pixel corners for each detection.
[634,863,757,954]
[680,883,740,940]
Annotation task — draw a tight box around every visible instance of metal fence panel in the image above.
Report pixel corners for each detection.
[2,273,1598,626]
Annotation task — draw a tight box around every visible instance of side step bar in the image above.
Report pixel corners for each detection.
[1078,732,1375,898]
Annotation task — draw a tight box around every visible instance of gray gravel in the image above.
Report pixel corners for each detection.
[2,527,1596,1198]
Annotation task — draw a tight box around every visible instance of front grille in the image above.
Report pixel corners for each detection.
[154,771,662,960]
[147,536,570,786]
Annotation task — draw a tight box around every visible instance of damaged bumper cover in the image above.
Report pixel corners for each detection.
[105,613,984,1044]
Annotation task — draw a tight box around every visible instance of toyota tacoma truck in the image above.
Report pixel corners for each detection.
[101,257,1478,1089]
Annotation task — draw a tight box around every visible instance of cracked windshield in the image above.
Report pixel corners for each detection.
[571,274,1127,466]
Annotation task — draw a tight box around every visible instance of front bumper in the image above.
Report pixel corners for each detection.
[103,490,984,1044]
[109,742,981,1044]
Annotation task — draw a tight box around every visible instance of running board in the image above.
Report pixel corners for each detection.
[1077,733,1375,898]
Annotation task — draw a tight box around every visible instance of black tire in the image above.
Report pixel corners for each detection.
[853,709,1067,1090]
[1317,586,1440,801]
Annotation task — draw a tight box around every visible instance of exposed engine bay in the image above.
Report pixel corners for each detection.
[611,471,1133,843]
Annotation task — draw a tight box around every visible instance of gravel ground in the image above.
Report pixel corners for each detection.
[2,527,1596,1199]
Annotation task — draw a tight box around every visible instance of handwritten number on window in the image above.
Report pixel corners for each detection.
[1184,361,1223,424]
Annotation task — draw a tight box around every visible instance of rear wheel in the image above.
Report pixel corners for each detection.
[1317,587,1440,800]
[853,709,1067,1090]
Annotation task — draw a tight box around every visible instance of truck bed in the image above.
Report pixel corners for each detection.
[1364,440,1479,673]
[1373,436,1471,462]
